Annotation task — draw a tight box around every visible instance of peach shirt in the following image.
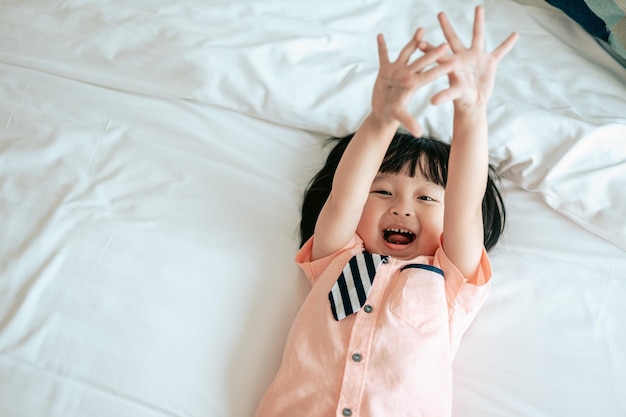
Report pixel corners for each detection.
[255,234,491,417]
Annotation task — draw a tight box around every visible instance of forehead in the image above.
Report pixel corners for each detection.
[373,172,443,189]
[380,150,447,182]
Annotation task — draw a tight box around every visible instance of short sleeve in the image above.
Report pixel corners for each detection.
[295,235,362,286]
[433,245,492,311]
[435,246,492,355]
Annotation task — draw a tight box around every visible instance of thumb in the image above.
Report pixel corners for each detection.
[398,111,423,137]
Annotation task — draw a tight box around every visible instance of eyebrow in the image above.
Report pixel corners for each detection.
[373,173,391,181]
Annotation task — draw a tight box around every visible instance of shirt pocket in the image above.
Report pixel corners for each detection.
[389,265,447,333]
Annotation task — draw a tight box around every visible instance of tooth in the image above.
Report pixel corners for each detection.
[386,228,413,234]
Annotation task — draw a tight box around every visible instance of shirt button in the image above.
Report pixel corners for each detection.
[381,256,389,263]
[342,408,353,416]
[363,305,373,313]
[351,353,362,362]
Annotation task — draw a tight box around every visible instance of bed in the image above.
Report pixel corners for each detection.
[1,0,625,415]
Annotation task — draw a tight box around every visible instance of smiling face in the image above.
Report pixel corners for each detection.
[356,170,445,260]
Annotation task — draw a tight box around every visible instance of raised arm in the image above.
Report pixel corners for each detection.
[427,6,517,277]
[311,29,451,261]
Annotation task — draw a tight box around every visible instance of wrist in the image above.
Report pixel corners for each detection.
[453,102,487,114]
[363,113,401,136]
[453,103,488,125]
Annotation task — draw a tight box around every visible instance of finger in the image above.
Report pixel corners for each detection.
[397,27,425,64]
[491,32,519,61]
[417,40,445,55]
[413,61,455,85]
[407,43,450,71]
[377,34,390,66]
[430,85,462,106]
[409,50,453,73]
[417,40,435,52]
[398,111,423,137]
[470,6,484,51]
[437,12,465,52]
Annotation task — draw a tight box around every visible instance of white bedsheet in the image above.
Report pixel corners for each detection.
[0,0,625,416]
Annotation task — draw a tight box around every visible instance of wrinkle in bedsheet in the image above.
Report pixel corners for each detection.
[461,250,626,415]
[0,356,185,417]
[594,277,626,412]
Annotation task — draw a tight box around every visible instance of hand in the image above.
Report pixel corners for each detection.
[371,28,452,137]
[423,6,518,109]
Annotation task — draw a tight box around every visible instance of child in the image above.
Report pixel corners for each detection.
[255,6,518,417]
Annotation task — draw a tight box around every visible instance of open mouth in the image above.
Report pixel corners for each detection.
[383,228,416,245]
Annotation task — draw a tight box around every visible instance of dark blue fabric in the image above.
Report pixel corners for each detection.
[545,0,610,40]
[400,263,444,276]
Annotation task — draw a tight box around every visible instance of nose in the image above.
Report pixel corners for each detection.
[390,200,414,217]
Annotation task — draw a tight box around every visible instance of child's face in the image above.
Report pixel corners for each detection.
[356,171,445,260]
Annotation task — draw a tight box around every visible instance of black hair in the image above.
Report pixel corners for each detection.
[299,131,506,251]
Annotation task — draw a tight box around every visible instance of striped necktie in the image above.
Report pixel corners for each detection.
[329,252,388,321]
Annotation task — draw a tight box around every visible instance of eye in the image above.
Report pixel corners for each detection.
[417,195,434,201]
[372,190,392,196]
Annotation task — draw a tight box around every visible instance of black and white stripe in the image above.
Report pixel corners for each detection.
[329,253,387,321]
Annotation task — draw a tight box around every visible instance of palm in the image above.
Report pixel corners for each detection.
[430,7,517,108]
[372,69,420,128]
[371,29,452,136]
[445,52,498,106]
